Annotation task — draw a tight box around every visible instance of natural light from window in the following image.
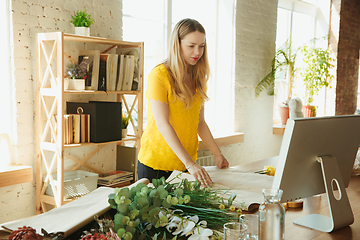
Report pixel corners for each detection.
[122,0,235,135]
[0,0,11,167]
[274,0,331,119]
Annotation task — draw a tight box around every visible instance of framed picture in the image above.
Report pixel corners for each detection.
[78,50,100,90]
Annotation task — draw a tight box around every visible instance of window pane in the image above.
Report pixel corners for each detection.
[122,1,166,123]
[292,12,315,49]
[171,0,221,131]
[123,0,164,21]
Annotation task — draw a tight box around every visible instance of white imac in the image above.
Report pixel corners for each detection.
[272,115,360,232]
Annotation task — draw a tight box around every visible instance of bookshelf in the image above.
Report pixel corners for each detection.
[35,32,144,213]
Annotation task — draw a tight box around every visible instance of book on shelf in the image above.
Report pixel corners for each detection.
[121,55,135,91]
[116,47,141,91]
[108,54,118,91]
[78,50,100,90]
[72,114,80,144]
[98,170,133,184]
[116,54,125,90]
[98,54,118,91]
[80,114,90,143]
[97,178,133,188]
[64,114,90,144]
[98,55,107,91]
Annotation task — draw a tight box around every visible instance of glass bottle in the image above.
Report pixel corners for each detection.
[258,189,285,240]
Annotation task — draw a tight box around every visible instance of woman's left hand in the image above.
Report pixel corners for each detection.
[214,154,229,169]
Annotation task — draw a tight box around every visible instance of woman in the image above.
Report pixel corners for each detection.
[137,18,229,187]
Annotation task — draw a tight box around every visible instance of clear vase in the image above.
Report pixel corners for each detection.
[258,189,285,240]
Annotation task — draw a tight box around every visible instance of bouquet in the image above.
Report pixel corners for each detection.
[106,172,243,240]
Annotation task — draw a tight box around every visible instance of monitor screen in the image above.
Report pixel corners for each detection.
[272,115,360,203]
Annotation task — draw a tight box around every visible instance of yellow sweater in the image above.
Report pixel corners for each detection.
[138,64,203,171]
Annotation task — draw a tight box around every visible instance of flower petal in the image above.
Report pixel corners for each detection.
[181,221,196,236]
[200,228,213,236]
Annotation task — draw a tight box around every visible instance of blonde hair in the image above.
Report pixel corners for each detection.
[166,18,210,108]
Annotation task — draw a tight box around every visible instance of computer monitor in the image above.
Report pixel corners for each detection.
[272,115,360,232]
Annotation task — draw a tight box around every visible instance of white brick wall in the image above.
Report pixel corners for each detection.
[1,0,284,224]
[0,0,122,224]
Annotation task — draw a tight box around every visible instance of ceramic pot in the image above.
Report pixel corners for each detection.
[122,129,128,138]
[303,105,317,117]
[64,78,85,91]
[75,27,90,37]
[279,106,289,124]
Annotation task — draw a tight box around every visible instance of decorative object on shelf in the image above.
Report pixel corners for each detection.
[65,61,86,90]
[122,111,130,138]
[78,50,100,90]
[70,10,94,37]
[288,97,304,119]
[279,99,290,124]
[259,188,285,240]
[299,44,335,117]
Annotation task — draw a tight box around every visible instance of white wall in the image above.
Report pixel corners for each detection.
[0,0,122,224]
[1,0,283,223]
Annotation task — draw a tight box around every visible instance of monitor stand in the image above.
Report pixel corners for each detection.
[293,155,354,232]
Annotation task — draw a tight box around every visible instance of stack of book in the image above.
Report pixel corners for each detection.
[97,170,133,188]
[77,48,140,92]
[64,114,90,144]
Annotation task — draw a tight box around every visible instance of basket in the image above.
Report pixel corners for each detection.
[45,170,98,198]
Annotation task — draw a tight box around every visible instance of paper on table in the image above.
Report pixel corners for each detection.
[168,167,273,211]
[1,187,114,236]
[1,179,149,237]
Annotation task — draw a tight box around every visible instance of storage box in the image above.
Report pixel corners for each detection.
[45,170,99,198]
[117,145,136,174]
[67,101,122,143]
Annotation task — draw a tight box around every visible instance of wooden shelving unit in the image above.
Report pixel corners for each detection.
[35,32,144,213]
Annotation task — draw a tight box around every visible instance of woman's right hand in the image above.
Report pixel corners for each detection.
[187,162,213,187]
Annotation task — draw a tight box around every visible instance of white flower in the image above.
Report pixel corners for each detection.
[188,227,213,240]
[164,211,213,239]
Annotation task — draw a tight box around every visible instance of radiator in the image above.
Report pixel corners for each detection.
[196,155,215,166]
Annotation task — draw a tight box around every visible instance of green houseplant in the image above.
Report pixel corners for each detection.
[299,45,335,117]
[64,61,86,90]
[70,10,94,36]
[255,40,298,99]
[122,111,130,138]
[255,40,299,124]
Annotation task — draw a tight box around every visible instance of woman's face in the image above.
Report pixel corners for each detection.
[180,31,205,66]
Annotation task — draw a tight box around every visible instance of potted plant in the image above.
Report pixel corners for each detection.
[70,10,94,36]
[65,61,86,90]
[299,45,335,117]
[255,40,299,124]
[122,111,130,138]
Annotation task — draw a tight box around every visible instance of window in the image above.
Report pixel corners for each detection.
[123,0,235,134]
[0,0,12,166]
[275,0,331,118]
